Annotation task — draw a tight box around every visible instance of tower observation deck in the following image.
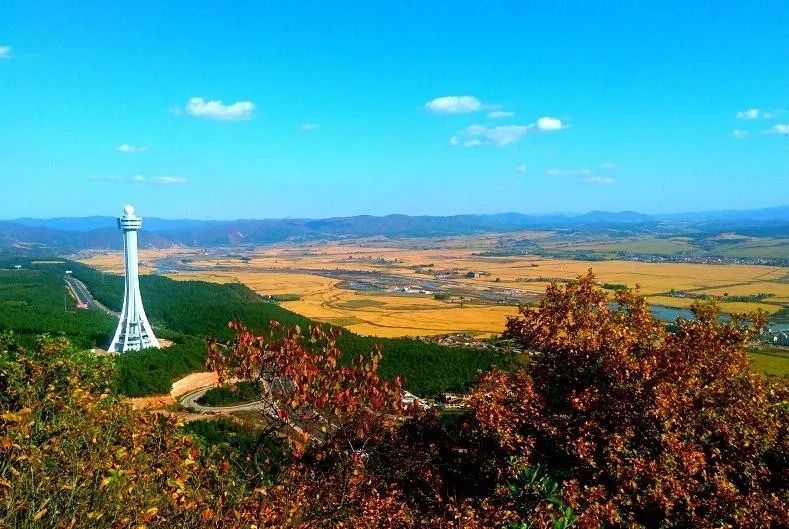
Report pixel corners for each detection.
[108,205,160,353]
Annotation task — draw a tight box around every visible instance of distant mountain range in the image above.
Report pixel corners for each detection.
[1,206,787,251]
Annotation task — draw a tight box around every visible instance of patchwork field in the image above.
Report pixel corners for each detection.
[166,270,517,337]
[75,237,789,338]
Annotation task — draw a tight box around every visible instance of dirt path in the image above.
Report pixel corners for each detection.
[171,371,220,398]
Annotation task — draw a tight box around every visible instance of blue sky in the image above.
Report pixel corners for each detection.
[1,1,787,220]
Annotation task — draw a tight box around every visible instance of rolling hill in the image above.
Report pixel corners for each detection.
[1,207,787,251]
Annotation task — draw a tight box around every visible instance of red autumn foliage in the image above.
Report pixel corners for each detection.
[469,270,788,528]
[207,322,404,457]
[207,323,420,526]
[206,323,523,528]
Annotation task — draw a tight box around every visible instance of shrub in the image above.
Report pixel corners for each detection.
[0,334,241,528]
[470,271,788,528]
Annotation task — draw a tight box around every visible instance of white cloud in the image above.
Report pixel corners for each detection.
[736,108,761,120]
[536,116,566,131]
[425,95,483,114]
[91,174,187,185]
[516,164,527,173]
[484,125,530,146]
[765,124,789,135]
[150,176,187,185]
[182,97,255,121]
[449,114,568,147]
[487,110,514,119]
[583,176,616,185]
[118,143,148,153]
[464,124,487,136]
[456,124,530,147]
[0,46,10,59]
[300,123,319,131]
[736,108,778,120]
[732,129,749,138]
[546,168,592,177]
[600,162,618,169]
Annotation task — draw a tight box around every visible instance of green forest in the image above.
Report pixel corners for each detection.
[0,257,507,397]
[0,269,115,348]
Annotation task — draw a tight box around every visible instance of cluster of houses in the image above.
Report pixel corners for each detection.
[765,330,789,346]
[401,391,470,411]
[387,285,434,295]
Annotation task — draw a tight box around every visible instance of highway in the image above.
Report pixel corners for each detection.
[64,275,116,315]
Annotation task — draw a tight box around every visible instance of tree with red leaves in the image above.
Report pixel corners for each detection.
[469,270,788,528]
[206,322,527,528]
[207,322,428,527]
[208,322,403,459]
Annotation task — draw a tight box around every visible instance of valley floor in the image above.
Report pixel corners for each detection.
[75,236,789,338]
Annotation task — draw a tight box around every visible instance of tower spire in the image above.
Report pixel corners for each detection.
[108,204,160,352]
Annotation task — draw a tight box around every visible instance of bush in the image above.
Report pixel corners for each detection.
[0,334,239,528]
[470,271,788,528]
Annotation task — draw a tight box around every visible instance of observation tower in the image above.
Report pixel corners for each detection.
[108,204,160,352]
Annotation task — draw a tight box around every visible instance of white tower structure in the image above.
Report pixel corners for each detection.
[108,205,160,352]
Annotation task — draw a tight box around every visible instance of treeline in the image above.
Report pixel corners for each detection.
[114,335,207,396]
[66,261,311,338]
[666,287,777,303]
[336,333,516,396]
[0,262,115,348]
[196,381,261,406]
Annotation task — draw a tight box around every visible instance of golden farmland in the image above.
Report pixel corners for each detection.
[76,239,789,338]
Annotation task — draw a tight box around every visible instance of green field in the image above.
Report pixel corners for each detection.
[530,231,789,262]
[338,298,389,309]
[716,238,789,260]
[553,237,695,255]
[749,345,789,377]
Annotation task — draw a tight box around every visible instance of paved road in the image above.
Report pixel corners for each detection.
[178,384,308,437]
[179,385,266,414]
[64,275,117,315]
[65,276,96,310]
